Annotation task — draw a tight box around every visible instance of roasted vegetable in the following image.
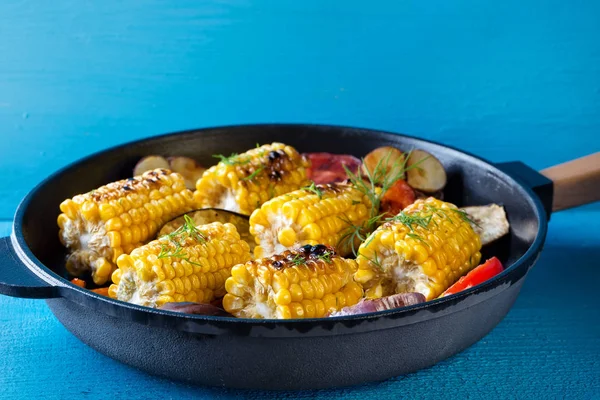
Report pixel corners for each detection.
[58,169,196,285]
[158,208,254,254]
[222,245,363,319]
[406,150,447,193]
[441,257,503,297]
[361,147,406,180]
[108,221,251,308]
[134,156,206,190]
[328,292,425,316]
[168,157,206,190]
[194,143,310,215]
[91,287,110,296]
[355,197,482,300]
[133,156,170,177]
[70,278,86,288]
[380,179,416,216]
[159,302,232,316]
[461,204,510,246]
[249,183,372,258]
[305,153,361,184]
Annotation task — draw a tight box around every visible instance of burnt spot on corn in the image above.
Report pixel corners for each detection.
[268,150,285,161]
[237,148,295,183]
[269,170,282,180]
[318,183,344,195]
[90,169,169,202]
[264,246,337,270]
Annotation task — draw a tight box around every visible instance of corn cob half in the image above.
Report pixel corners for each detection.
[249,183,372,258]
[109,221,251,308]
[223,245,363,319]
[194,143,310,216]
[355,197,482,300]
[58,169,196,285]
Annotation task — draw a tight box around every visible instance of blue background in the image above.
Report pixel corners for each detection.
[0,1,598,398]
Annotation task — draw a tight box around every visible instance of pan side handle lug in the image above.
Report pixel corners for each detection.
[496,161,553,221]
[0,236,60,299]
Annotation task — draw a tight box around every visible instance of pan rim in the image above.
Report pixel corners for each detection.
[10,123,548,336]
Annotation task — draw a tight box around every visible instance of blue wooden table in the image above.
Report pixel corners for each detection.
[1,1,599,398]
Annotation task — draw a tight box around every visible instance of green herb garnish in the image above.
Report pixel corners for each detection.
[339,148,428,255]
[302,182,323,199]
[212,153,252,166]
[315,250,333,264]
[357,251,383,270]
[157,215,206,265]
[241,165,265,182]
[289,253,305,266]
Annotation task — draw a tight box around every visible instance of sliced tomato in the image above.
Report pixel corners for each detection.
[380,179,416,217]
[304,153,361,184]
[441,257,504,297]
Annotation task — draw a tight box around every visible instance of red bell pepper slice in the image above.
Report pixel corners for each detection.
[441,257,504,297]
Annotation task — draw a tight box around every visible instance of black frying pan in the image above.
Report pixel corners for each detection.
[1,124,597,390]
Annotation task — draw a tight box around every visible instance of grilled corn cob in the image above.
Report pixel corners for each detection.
[58,169,196,285]
[355,197,482,300]
[194,143,310,215]
[109,221,251,308]
[223,245,363,319]
[249,183,372,258]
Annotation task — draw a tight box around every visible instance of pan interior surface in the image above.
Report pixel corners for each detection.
[17,124,540,301]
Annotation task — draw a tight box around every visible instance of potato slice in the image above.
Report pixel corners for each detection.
[133,156,170,176]
[361,146,406,181]
[406,150,447,193]
[461,204,510,246]
[168,157,206,190]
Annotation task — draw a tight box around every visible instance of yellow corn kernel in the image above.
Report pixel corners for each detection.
[278,227,298,248]
[81,201,99,221]
[275,289,292,305]
[276,305,292,319]
[289,302,305,318]
[93,258,113,285]
[99,203,116,221]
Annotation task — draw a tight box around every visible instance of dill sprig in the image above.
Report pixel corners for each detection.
[289,253,305,266]
[302,181,323,199]
[426,205,478,227]
[357,251,383,270]
[339,148,428,256]
[212,153,252,166]
[386,204,478,242]
[338,214,385,257]
[241,165,265,182]
[289,249,334,266]
[316,250,333,264]
[388,211,433,232]
[157,215,206,265]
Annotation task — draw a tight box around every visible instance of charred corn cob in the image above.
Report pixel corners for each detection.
[249,183,372,258]
[58,169,196,285]
[355,197,482,300]
[194,143,310,215]
[223,245,363,319]
[109,221,251,308]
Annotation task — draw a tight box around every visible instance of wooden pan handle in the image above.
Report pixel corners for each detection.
[540,152,600,211]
